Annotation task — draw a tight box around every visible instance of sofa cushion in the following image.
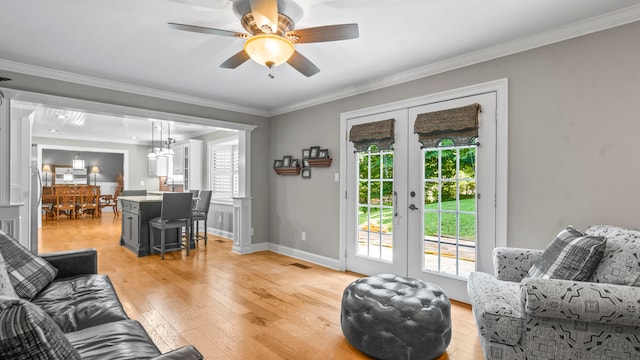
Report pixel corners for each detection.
[467,272,523,346]
[527,225,606,281]
[0,295,81,360]
[0,250,18,298]
[0,229,57,300]
[585,225,640,286]
[65,319,161,360]
[31,274,129,332]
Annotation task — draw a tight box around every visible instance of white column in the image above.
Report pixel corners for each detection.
[231,196,252,254]
[0,91,10,205]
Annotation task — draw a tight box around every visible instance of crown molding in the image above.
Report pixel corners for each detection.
[0,59,270,117]
[270,4,640,116]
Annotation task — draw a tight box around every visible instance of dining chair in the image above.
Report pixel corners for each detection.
[53,185,76,219]
[192,190,212,246]
[78,185,100,217]
[100,185,122,217]
[149,192,193,260]
[41,186,54,220]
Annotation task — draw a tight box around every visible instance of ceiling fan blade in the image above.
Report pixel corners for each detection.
[287,51,320,77]
[220,50,251,69]
[168,22,247,38]
[249,0,279,33]
[287,23,359,43]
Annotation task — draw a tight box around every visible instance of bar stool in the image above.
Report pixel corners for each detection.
[149,192,193,260]
[192,190,212,246]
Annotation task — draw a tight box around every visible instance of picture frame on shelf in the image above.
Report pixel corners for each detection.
[301,167,311,179]
[318,149,329,158]
[309,146,320,158]
[274,160,283,168]
[291,159,299,168]
[302,148,311,158]
[303,159,310,167]
[283,156,292,167]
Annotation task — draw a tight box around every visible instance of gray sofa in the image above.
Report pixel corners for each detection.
[467,225,640,360]
[0,230,202,359]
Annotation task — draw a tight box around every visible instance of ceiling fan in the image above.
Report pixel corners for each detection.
[168,0,359,78]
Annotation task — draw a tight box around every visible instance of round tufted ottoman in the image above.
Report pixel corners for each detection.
[341,274,451,360]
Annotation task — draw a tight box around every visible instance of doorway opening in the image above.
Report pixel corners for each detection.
[3,89,256,253]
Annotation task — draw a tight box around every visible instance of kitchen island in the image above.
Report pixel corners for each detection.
[119,195,193,257]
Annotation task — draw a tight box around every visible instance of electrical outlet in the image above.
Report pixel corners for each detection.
[301,231,306,241]
[140,180,144,186]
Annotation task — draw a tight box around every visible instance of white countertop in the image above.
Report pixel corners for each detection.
[118,195,163,203]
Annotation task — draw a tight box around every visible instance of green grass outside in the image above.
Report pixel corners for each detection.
[358,198,476,240]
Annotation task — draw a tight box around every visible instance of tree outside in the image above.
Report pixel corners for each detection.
[358,143,477,240]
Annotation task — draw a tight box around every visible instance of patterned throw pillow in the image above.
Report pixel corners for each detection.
[0,251,18,298]
[0,296,81,359]
[0,230,57,300]
[585,225,640,286]
[527,225,606,281]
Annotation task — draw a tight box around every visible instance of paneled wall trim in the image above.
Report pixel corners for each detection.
[0,204,22,242]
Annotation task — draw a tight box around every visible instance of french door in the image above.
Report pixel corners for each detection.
[344,91,498,302]
[345,109,409,275]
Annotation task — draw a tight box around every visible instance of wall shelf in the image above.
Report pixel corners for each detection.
[306,158,332,167]
[274,166,301,175]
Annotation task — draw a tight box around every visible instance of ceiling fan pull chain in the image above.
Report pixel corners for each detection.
[267,61,275,79]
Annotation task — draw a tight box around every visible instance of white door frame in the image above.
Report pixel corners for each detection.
[339,79,509,273]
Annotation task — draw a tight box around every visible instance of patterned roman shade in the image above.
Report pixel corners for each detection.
[414,103,481,148]
[349,119,395,151]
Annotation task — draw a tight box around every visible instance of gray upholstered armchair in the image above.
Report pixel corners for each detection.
[467,225,640,360]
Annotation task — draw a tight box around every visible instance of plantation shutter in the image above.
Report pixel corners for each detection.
[414,103,481,148]
[349,118,395,151]
[209,144,237,198]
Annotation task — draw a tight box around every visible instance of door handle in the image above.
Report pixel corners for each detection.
[408,204,418,211]
[393,191,398,217]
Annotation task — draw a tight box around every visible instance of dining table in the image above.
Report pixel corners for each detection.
[42,185,101,220]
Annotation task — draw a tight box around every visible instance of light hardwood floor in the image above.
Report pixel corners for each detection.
[39,215,484,359]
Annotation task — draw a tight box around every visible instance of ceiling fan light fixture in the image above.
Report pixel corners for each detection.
[244,34,294,67]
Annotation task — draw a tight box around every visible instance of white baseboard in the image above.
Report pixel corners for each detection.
[250,242,269,252]
[207,227,233,240]
[265,243,341,270]
[205,236,341,271]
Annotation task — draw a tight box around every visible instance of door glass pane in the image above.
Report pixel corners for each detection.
[421,144,477,278]
[370,154,381,179]
[356,145,393,262]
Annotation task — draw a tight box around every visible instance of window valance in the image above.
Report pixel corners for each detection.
[414,103,481,148]
[349,118,395,152]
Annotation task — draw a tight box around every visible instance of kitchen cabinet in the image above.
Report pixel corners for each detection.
[174,139,203,191]
[120,195,192,257]
[120,197,155,257]
[148,156,168,177]
[171,144,185,175]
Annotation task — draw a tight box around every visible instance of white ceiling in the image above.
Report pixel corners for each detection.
[2,0,640,119]
[14,100,225,145]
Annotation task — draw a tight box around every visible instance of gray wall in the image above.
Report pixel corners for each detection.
[34,137,157,191]
[43,149,123,184]
[268,20,640,258]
